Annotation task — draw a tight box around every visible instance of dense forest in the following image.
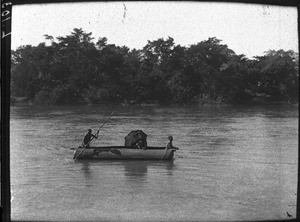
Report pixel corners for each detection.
[11,28,299,105]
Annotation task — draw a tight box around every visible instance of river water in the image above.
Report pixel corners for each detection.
[10,104,298,221]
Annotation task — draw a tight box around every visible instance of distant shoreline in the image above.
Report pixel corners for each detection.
[10,96,298,107]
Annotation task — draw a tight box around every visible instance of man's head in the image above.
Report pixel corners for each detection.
[168,135,173,141]
[88,129,92,133]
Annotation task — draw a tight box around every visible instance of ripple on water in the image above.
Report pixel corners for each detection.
[10,105,298,221]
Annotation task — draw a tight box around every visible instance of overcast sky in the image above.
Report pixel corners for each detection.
[11,1,298,58]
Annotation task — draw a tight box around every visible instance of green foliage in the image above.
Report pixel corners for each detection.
[11,28,299,105]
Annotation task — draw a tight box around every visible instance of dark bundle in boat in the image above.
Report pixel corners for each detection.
[124,130,147,148]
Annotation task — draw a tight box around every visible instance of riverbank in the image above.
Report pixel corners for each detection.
[10,98,298,107]
[10,88,299,107]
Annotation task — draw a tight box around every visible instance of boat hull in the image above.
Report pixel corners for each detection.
[73,146,176,160]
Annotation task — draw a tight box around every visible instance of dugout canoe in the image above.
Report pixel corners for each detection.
[72,146,178,160]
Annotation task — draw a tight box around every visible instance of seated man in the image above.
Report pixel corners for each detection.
[134,139,143,149]
[166,135,178,150]
[134,133,147,149]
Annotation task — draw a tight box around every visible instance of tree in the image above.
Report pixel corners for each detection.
[255,50,298,100]
[11,45,43,99]
[138,37,186,103]
[218,54,251,103]
[11,29,298,105]
[181,37,236,102]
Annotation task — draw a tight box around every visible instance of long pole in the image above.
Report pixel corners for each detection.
[93,110,114,141]
[73,110,114,160]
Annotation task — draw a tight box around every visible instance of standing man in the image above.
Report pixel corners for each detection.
[83,129,98,148]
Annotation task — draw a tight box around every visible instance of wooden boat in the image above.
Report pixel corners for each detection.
[72,146,178,160]
[73,130,178,160]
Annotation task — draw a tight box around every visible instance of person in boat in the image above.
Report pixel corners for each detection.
[166,135,178,150]
[134,133,147,149]
[82,129,98,148]
[135,139,143,149]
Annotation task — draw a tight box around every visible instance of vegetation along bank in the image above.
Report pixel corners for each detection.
[11,28,299,105]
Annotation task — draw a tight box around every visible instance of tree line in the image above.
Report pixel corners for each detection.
[11,28,299,105]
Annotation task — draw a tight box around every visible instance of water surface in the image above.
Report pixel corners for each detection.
[10,105,298,221]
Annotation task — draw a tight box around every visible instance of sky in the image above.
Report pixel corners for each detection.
[11,1,298,58]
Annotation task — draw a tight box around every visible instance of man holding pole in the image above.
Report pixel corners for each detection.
[74,110,114,160]
[83,129,98,148]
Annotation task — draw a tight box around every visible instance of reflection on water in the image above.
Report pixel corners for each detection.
[80,160,92,180]
[123,161,148,178]
[76,159,175,182]
[123,160,175,178]
[10,105,298,221]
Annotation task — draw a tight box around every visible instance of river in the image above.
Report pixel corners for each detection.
[10,104,298,221]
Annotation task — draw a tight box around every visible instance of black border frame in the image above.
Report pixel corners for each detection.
[1,1,299,222]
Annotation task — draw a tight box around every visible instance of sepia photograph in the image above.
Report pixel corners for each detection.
[4,0,299,221]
